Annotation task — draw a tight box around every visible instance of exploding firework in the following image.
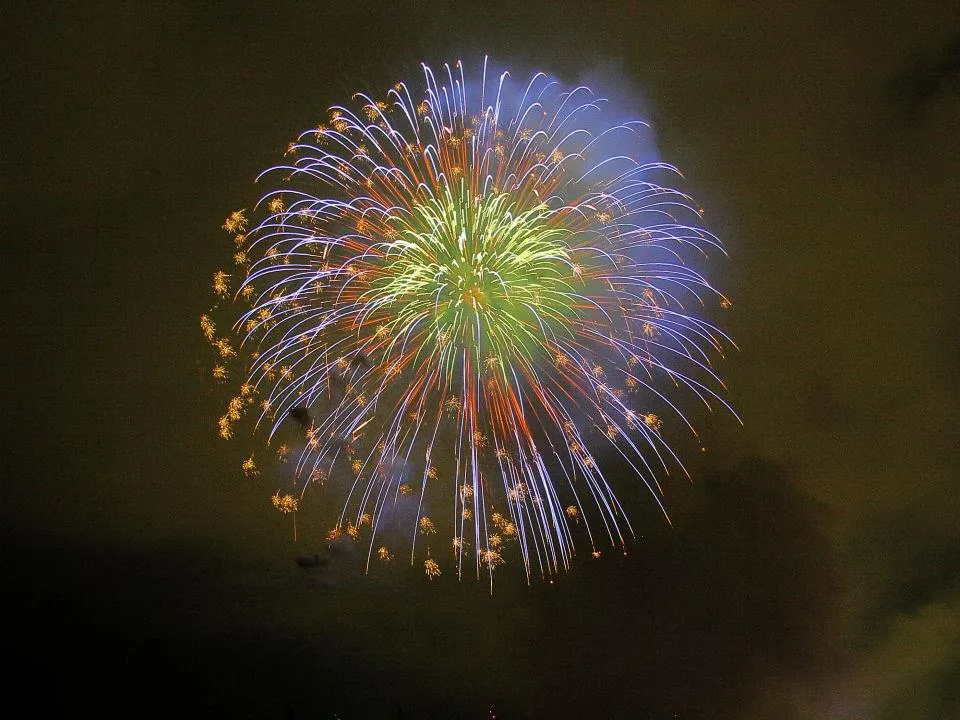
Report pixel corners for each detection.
[204,59,736,586]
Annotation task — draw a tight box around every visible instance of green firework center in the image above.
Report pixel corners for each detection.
[368,182,581,367]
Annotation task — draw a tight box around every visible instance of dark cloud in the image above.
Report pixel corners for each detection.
[6,458,835,718]
[3,0,958,717]
[885,31,960,108]
[288,405,313,433]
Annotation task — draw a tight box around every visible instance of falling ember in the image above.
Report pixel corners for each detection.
[222,209,247,234]
[271,492,298,514]
[419,516,437,535]
[203,58,736,585]
[272,492,299,541]
[424,558,442,579]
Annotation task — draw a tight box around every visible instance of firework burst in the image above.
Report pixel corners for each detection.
[205,59,736,586]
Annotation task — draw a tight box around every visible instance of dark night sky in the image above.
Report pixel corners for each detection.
[3,2,959,718]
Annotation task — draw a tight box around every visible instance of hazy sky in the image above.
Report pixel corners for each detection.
[4,2,958,718]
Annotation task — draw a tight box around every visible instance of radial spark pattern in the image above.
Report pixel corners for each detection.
[205,60,735,584]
